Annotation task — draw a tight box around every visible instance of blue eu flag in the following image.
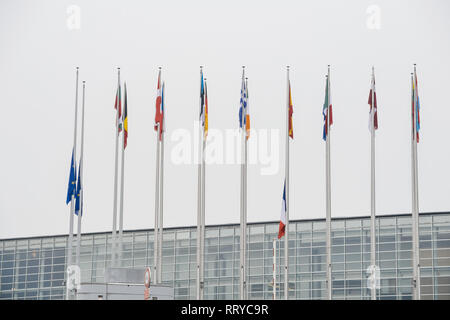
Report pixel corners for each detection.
[75,164,82,216]
[66,149,77,205]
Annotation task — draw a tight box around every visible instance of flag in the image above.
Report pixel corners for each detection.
[154,70,163,139]
[239,74,248,136]
[123,83,128,148]
[413,72,421,142]
[75,163,82,216]
[278,181,287,239]
[368,70,378,131]
[161,81,165,138]
[245,80,250,140]
[288,81,294,139]
[115,83,123,133]
[200,70,205,126]
[322,76,333,141]
[204,81,208,139]
[66,149,77,204]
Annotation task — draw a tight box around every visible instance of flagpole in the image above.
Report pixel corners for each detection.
[66,66,79,300]
[158,82,165,285]
[244,76,249,300]
[273,238,277,300]
[118,80,126,266]
[412,65,421,299]
[414,65,421,300]
[153,67,161,284]
[370,67,377,300]
[239,66,245,300]
[278,238,281,300]
[284,66,290,300]
[154,121,160,283]
[76,80,86,269]
[111,68,120,267]
[325,66,332,300]
[196,66,204,300]
[200,78,207,300]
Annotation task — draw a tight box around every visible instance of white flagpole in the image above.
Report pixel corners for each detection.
[158,82,165,285]
[278,238,281,300]
[370,67,377,300]
[196,66,204,299]
[410,72,417,299]
[76,80,86,267]
[273,238,277,300]
[154,67,161,284]
[412,65,421,299]
[244,76,249,300]
[111,68,120,267]
[284,66,290,300]
[154,122,160,283]
[118,81,126,266]
[201,78,207,300]
[325,66,332,300]
[239,66,245,300]
[66,67,79,300]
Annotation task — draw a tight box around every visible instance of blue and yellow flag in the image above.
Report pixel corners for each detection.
[75,164,82,216]
[66,149,77,204]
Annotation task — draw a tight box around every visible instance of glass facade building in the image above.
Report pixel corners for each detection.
[1,212,450,300]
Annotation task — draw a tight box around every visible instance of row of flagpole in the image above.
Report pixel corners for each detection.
[66,63,422,300]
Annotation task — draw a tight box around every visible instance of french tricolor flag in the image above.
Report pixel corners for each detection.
[278,181,286,239]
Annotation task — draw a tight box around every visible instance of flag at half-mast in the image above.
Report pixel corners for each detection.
[123,82,128,148]
[288,80,294,139]
[75,163,83,216]
[115,82,123,133]
[66,149,77,204]
[239,72,249,139]
[322,75,333,141]
[412,70,421,142]
[204,81,209,139]
[154,70,163,140]
[368,68,378,131]
[278,181,287,239]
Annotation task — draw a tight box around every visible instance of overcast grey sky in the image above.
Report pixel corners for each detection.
[1,0,450,239]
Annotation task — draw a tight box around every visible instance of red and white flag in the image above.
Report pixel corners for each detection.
[154,70,163,139]
[278,181,286,239]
